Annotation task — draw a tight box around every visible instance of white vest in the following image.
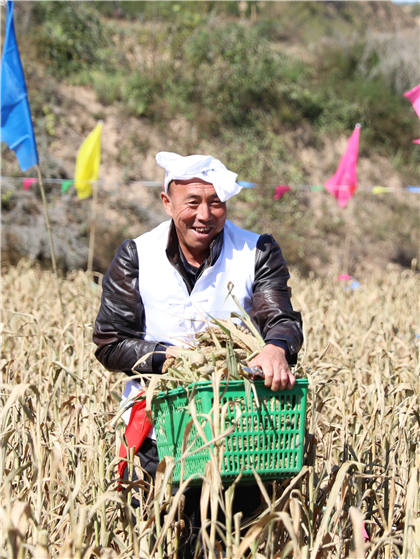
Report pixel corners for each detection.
[120,219,259,432]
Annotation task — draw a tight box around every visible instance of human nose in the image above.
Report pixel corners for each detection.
[197,202,211,221]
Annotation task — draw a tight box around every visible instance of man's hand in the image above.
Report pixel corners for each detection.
[165,345,181,359]
[248,344,295,391]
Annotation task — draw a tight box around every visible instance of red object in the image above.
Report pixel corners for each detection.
[404,84,420,119]
[23,177,37,190]
[117,395,153,479]
[324,124,361,208]
[273,185,291,199]
[362,521,369,542]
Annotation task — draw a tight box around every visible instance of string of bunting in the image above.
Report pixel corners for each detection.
[2,175,420,196]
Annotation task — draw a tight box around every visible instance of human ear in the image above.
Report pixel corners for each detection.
[160,191,173,217]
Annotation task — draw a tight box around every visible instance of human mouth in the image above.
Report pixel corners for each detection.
[193,227,211,234]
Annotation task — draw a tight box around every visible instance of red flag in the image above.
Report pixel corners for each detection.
[23,177,37,190]
[117,394,153,479]
[404,84,420,119]
[273,185,291,199]
[324,124,361,208]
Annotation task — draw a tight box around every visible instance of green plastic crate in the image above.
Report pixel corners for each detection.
[152,378,308,485]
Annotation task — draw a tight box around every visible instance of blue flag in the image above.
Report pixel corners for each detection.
[1,1,38,171]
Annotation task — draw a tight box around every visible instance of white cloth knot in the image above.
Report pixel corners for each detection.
[155,151,243,202]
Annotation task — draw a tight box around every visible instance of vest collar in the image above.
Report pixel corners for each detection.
[165,220,224,293]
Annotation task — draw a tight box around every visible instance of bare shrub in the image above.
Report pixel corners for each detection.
[358,29,420,94]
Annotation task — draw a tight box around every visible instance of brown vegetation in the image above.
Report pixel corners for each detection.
[1,261,418,558]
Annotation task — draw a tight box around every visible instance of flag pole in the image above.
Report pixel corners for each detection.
[35,164,64,313]
[343,210,351,274]
[342,189,356,275]
[87,179,98,275]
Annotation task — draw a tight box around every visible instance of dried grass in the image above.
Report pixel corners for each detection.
[1,260,419,558]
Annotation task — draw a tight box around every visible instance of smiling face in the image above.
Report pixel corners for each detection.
[160,178,227,267]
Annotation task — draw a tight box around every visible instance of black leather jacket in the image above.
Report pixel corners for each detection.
[93,222,303,375]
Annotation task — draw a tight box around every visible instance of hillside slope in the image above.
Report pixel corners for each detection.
[1,1,419,274]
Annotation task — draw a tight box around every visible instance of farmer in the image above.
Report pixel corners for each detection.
[93,151,303,555]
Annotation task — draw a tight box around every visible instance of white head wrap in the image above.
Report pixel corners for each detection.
[155,151,243,202]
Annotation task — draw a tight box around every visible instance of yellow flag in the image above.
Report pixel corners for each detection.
[74,122,102,199]
[372,186,389,195]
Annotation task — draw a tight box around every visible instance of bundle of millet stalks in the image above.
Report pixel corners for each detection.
[157,315,265,391]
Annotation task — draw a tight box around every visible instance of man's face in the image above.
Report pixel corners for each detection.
[160,178,227,266]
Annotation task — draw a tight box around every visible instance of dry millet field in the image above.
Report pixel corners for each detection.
[1,260,419,558]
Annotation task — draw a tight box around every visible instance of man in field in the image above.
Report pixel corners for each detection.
[93,151,303,556]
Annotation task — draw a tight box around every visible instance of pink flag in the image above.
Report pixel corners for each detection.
[404,84,420,119]
[273,185,291,199]
[413,139,420,144]
[324,124,361,208]
[23,177,37,190]
[362,522,370,542]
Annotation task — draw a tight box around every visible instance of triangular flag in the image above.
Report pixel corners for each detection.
[273,185,291,199]
[404,84,420,119]
[324,124,361,208]
[372,186,389,195]
[1,1,39,171]
[61,179,73,193]
[23,177,37,190]
[237,180,256,188]
[74,122,102,200]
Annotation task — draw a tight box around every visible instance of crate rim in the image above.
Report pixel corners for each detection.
[152,377,308,402]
